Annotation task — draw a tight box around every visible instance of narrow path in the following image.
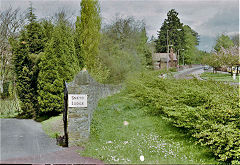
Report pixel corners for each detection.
[0,119,103,164]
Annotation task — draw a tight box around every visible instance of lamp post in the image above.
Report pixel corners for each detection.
[177,49,184,71]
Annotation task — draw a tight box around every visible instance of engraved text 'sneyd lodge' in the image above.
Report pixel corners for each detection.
[68,94,87,108]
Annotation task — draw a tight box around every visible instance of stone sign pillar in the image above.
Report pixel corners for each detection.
[67,70,121,145]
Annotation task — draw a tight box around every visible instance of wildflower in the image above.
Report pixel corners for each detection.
[123,121,129,126]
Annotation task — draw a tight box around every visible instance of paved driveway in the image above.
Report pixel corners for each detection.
[0,119,103,164]
[0,119,62,160]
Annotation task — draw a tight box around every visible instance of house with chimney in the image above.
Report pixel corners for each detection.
[152,48,177,70]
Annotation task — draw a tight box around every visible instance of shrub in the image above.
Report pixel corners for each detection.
[125,71,240,163]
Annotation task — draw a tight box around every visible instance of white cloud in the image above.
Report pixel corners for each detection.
[0,0,238,51]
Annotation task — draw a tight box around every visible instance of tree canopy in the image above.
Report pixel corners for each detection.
[37,20,78,115]
[155,9,184,53]
[214,34,234,52]
[182,25,199,64]
[10,4,45,118]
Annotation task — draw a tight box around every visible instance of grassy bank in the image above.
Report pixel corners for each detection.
[125,71,239,163]
[201,72,239,83]
[80,93,217,164]
[0,99,20,118]
[40,70,238,163]
[41,114,64,138]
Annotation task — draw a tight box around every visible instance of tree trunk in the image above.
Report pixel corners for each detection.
[0,79,3,93]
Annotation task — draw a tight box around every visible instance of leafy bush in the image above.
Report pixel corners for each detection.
[0,98,20,118]
[99,16,152,83]
[125,71,240,163]
[0,82,10,99]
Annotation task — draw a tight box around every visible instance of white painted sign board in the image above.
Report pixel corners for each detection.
[68,94,87,107]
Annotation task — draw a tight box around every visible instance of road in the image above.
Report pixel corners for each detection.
[0,119,62,160]
[174,66,239,86]
[174,65,204,79]
[0,118,103,164]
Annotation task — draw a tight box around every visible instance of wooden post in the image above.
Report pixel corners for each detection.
[63,81,68,147]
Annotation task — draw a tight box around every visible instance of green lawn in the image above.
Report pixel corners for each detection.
[80,93,217,164]
[201,72,239,83]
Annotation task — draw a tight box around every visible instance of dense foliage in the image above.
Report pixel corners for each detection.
[155,9,184,53]
[77,0,109,82]
[203,46,239,74]
[11,5,44,118]
[11,4,79,118]
[182,25,199,64]
[155,9,200,65]
[125,71,240,163]
[37,21,78,115]
[99,17,152,83]
[214,34,234,52]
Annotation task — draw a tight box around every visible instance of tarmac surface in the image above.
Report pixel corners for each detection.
[174,65,204,79]
[0,118,103,164]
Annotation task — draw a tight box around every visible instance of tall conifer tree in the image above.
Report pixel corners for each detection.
[38,21,78,115]
[79,0,101,70]
[155,9,184,53]
[77,0,110,82]
[11,38,35,118]
[11,3,44,118]
[75,16,84,68]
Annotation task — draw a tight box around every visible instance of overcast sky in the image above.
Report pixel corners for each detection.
[0,0,239,52]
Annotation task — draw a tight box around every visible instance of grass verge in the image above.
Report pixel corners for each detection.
[0,99,20,118]
[80,92,217,164]
[41,114,64,138]
[201,72,239,83]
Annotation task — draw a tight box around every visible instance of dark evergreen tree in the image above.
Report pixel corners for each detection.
[41,19,54,46]
[38,21,78,115]
[11,4,47,118]
[155,9,184,53]
[11,38,35,118]
[25,3,45,54]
